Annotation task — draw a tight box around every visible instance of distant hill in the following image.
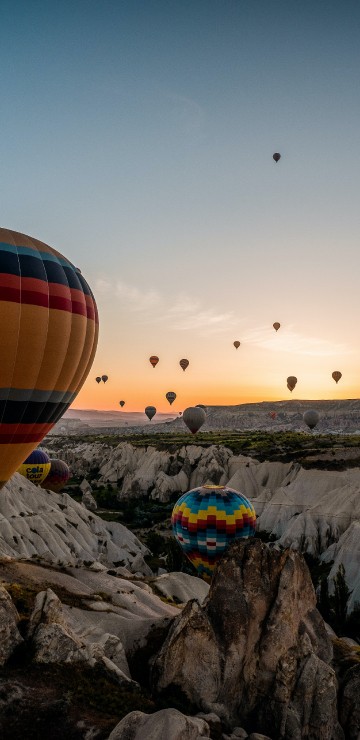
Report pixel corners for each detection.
[50,399,360,435]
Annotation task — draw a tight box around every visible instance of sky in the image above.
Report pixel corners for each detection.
[1,0,360,413]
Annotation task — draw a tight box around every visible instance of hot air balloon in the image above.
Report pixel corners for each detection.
[145,405,156,421]
[303,409,320,430]
[119,400,125,407]
[195,404,207,412]
[287,376,297,392]
[273,153,281,163]
[101,375,108,383]
[273,322,280,332]
[233,341,240,349]
[95,376,101,384]
[269,412,277,420]
[166,391,176,405]
[183,406,206,434]
[41,458,70,492]
[18,448,51,485]
[179,358,189,372]
[0,228,98,490]
[332,371,342,384]
[172,484,256,581]
[149,356,159,368]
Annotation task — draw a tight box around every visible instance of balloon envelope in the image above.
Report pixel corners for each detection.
[95,377,101,383]
[145,405,156,421]
[287,376,297,392]
[18,448,51,485]
[273,153,281,162]
[303,409,320,430]
[195,404,207,412]
[273,322,280,331]
[0,228,98,490]
[183,406,206,434]
[332,371,342,384]
[101,375,108,383]
[172,484,256,580]
[179,358,189,371]
[119,400,125,407]
[41,458,70,492]
[233,341,240,349]
[166,391,176,405]
[149,356,159,368]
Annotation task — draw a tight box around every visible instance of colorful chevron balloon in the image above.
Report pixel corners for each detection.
[0,228,98,489]
[171,484,256,580]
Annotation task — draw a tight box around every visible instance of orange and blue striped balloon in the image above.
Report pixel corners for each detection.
[172,484,256,580]
[0,228,98,489]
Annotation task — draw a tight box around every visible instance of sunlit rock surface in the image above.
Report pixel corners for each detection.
[152,539,343,739]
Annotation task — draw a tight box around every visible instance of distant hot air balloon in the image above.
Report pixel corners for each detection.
[178,411,182,416]
[166,391,176,405]
[149,356,159,368]
[332,371,342,384]
[287,376,297,392]
[41,458,70,492]
[273,322,280,332]
[303,409,320,430]
[119,400,125,407]
[195,404,207,412]
[95,376,101,384]
[273,153,281,163]
[179,358,189,372]
[183,406,206,434]
[145,405,156,421]
[269,412,277,420]
[18,449,51,485]
[233,341,240,349]
[101,375,108,383]
[0,228,98,490]
[172,484,256,581]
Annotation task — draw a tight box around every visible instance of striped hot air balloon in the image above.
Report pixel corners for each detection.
[149,356,159,368]
[166,391,176,405]
[179,358,189,371]
[172,484,256,581]
[41,458,70,492]
[0,228,98,489]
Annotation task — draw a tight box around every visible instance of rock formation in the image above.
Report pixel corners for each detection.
[152,538,344,739]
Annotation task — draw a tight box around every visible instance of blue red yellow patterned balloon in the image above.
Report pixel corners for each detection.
[18,449,51,485]
[172,484,256,580]
[0,228,98,489]
[41,458,70,492]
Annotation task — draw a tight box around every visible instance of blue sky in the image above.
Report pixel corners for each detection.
[1,1,360,410]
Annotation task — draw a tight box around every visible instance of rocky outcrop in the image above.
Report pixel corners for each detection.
[0,474,150,574]
[150,572,209,605]
[0,585,23,665]
[107,708,211,739]
[152,539,343,739]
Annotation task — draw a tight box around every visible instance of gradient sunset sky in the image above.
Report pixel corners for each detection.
[1,0,360,412]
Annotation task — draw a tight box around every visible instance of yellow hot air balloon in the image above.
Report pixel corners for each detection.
[0,228,98,489]
[18,448,51,485]
[332,371,342,384]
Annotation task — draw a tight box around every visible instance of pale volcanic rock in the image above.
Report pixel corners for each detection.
[152,539,342,739]
[107,708,211,739]
[0,474,149,574]
[0,585,23,665]
[321,521,360,611]
[150,572,210,604]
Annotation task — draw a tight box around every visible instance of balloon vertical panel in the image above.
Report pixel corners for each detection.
[0,228,98,488]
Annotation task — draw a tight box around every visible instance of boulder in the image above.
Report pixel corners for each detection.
[0,585,23,665]
[107,708,210,739]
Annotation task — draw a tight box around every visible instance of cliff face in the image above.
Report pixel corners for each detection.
[152,538,344,739]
